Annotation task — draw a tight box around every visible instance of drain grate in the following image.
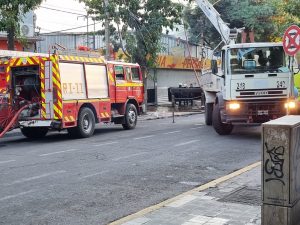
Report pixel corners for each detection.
[218,187,261,206]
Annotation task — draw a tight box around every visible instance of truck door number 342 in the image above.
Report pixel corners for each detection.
[236,82,245,90]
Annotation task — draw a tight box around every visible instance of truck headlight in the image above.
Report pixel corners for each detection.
[284,101,296,109]
[228,102,240,110]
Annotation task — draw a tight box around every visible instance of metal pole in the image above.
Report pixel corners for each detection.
[172,94,175,123]
[86,12,89,49]
[104,0,110,60]
[93,18,96,50]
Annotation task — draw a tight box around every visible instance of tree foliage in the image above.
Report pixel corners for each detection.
[186,0,300,47]
[268,0,300,41]
[0,0,42,50]
[81,0,185,69]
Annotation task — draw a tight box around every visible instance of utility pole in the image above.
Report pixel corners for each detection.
[104,0,110,60]
[93,18,96,50]
[86,12,89,49]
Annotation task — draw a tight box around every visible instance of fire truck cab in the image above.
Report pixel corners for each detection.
[0,53,144,138]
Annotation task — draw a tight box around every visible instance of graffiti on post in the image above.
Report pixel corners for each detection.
[264,142,285,185]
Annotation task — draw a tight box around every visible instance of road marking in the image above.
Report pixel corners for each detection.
[179,181,200,186]
[4,170,66,186]
[0,159,16,164]
[190,126,204,130]
[134,135,154,140]
[39,149,79,156]
[163,130,181,135]
[80,171,109,179]
[112,152,148,161]
[195,123,205,126]
[108,161,261,225]
[174,140,199,147]
[93,141,118,147]
[0,190,35,202]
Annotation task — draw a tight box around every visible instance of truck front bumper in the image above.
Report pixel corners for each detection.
[221,99,289,124]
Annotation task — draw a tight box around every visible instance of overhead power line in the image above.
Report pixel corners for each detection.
[42,4,87,14]
[39,6,86,16]
[40,22,102,34]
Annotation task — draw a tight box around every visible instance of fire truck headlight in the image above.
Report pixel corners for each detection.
[228,102,240,110]
[284,101,296,109]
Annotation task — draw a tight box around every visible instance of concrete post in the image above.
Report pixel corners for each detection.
[262,115,300,225]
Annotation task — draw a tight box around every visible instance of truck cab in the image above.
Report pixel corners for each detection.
[203,43,295,135]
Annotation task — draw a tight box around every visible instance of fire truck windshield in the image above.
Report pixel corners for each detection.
[229,46,288,74]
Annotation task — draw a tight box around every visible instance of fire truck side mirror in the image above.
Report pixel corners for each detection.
[211,60,218,74]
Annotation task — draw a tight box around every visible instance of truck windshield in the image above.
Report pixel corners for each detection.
[229,46,288,74]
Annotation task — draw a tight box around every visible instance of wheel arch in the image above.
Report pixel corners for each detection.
[79,103,99,123]
[126,98,140,115]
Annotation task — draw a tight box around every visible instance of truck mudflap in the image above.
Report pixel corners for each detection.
[0,103,30,138]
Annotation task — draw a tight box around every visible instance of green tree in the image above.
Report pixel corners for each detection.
[81,0,184,69]
[0,1,42,50]
[268,0,300,41]
[185,0,275,48]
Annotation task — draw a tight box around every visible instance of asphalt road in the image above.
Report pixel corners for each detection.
[0,114,261,225]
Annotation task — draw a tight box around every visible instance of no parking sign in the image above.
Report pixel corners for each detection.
[283,25,300,56]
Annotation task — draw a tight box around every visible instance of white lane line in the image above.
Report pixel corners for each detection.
[174,140,200,147]
[80,170,109,179]
[194,123,205,126]
[0,190,35,202]
[0,159,16,164]
[93,141,118,147]
[4,170,66,186]
[134,135,154,140]
[190,126,204,130]
[163,130,181,135]
[112,152,148,162]
[39,149,79,156]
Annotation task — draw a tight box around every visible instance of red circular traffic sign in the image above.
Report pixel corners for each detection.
[283,25,300,56]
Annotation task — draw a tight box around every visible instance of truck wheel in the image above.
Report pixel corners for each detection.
[205,103,213,125]
[122,103,137,130]
[68,107,95,138]
[21,127,48,138]
[212,103,233,135]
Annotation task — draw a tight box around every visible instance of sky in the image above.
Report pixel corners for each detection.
[35,0,186,38]
[35,0,101,34]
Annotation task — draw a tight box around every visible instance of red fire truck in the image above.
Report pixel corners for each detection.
[0,53,144,138]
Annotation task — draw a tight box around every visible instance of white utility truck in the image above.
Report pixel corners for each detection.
[196,0,295,135]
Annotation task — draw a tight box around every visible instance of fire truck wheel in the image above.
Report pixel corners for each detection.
[212,103,233,135]
[205,103,213,125]
[20,127,48,139]
[122,103,137,130]
[68,107,95,138]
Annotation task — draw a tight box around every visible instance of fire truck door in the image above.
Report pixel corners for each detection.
[131,67,143,102]
[115,65,127,102]
[125,67,133,96]
[43,61,54,119]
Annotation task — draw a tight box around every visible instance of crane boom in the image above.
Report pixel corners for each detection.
[195,0,237,45]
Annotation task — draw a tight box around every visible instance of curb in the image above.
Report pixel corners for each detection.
[108,161,261,225]
[139,111,203,121]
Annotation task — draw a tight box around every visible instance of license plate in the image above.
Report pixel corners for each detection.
[258,110,268,115]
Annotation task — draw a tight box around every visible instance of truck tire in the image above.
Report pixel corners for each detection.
[205,103,213,125]
[21,127,48,138]
[68,107,95,138]
[122,103,137,130]
[212,103,233,135]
